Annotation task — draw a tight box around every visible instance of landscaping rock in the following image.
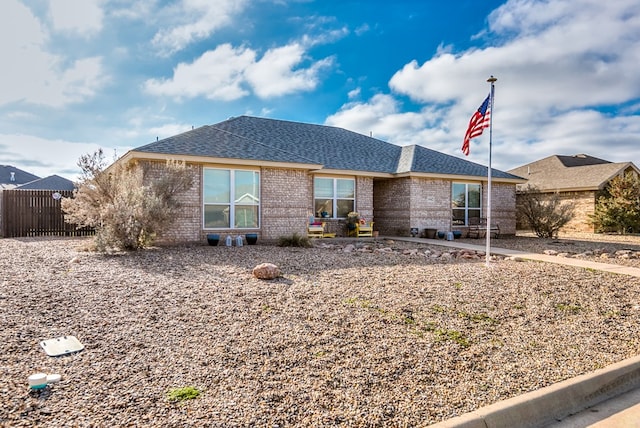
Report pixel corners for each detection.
[252,263,280,279]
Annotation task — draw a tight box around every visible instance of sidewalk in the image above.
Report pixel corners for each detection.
[391,237,640,427]
[395,236,640,277]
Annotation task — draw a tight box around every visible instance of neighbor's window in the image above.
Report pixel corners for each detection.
[452,182,481,225]
[314,177,355,218]
[203,168,260,229]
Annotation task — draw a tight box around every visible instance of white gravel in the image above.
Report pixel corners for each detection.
[2,235,640,427]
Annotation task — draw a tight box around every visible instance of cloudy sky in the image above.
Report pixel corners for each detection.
[1,0,639,180]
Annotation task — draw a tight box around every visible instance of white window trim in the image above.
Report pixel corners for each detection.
[203,167,260,230]
[452,182,482,226]
[314,177,356,219]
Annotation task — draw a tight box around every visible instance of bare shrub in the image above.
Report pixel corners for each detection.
[517,185,574,238]
[62,150,194,251]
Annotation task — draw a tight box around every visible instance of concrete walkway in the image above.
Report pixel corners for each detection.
[389,237,640,427]
[394,236,640,277]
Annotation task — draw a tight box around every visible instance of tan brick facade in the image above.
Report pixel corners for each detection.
[374,177,517,237]
[515,190,597,233]
[142,160,517,243]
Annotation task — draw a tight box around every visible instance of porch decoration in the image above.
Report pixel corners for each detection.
[346,212,360,230]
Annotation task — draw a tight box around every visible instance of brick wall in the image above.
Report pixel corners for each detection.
[261,167,309,239]
[141,161,202,244]
[561,191,597,232]
[374,177,517,236]
[485,182,517,235]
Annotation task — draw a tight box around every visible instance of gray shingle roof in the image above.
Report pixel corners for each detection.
[133,116,522,180]
[15,175,76,191]
[0,165,39,186]
[508,154,638,191]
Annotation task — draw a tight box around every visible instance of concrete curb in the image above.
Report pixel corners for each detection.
[427,355,640,428]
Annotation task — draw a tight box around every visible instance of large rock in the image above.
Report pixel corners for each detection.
[252,263,280,280]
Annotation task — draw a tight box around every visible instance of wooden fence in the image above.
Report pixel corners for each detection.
[1,189,94,238]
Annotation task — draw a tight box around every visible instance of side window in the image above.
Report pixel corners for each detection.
[314,177,355,218]
[452,182,481,225]
[203,168,260,229]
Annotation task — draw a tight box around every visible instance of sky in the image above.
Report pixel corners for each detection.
[1,0,639,180]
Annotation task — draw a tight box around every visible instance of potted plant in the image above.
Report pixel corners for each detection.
[346,212,359,231]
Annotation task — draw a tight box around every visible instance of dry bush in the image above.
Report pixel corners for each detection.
[62,150,194,251]
[517,185,574,238]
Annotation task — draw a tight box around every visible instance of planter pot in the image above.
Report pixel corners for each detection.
[206,234,220,246]
[453,231,462,239]
[437,231,445,239]
[245,233,258,245]
[425,228,437,239]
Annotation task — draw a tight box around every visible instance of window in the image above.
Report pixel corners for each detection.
[203,168,260,229]
[452,182,481,225]
[314,177,355,218]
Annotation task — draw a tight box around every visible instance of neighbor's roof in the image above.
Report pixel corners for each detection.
[130,116,523,181]
[507,154,639,191]
[15,175,76,191]
[0,165,40,187]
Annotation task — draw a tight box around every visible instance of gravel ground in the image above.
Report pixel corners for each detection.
[2,235,640,427]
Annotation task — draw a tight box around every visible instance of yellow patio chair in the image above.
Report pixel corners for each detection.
[307,222,324,238]
[355,220,374,237]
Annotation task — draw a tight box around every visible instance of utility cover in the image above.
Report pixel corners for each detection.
[40,335,84,357]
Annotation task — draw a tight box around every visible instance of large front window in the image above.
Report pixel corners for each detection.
[452,182,481,225]
[203,168,260,229]
[314,177,355,218]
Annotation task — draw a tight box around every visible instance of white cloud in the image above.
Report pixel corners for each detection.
[151,0,248,56]
[0,0,107,107]
[144,44,255,101]
[245,44,333,98]
[145,42,333,100]
[49,0,104,36]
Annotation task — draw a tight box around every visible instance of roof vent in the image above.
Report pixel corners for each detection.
[10,172,15,182]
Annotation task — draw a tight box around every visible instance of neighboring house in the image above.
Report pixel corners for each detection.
[507,154,640,233]
[117,116,525,243]
[0,165,40,189]
[15,175,76,191]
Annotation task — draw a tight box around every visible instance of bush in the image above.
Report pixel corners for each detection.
[517,185,574,238]
[277,233,312,247]
[62,150,194,251]
[590,171,640,234]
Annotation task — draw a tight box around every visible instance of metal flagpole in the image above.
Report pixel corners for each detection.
[486,75,497,267]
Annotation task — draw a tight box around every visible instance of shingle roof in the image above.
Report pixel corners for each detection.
[132,116,522,180]
[507,154,638,191]
[0,165,39,186]
[15,175,76,191]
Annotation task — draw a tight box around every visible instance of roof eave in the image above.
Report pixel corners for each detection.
[121,150,324,170]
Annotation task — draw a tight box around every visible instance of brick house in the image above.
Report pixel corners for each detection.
[507,154,640,233]
[117,116,525,243]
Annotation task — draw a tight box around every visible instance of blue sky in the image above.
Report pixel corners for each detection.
[2,0,639,180]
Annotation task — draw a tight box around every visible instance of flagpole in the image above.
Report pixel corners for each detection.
[486,75,497,267]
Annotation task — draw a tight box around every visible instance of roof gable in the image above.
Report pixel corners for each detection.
[508,154,639,191]
[131,116,522,181]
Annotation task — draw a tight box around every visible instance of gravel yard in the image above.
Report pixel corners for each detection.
[2,235,640,427]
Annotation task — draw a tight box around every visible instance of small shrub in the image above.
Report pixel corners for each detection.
[277,233,312,247]
[167,386,201,402]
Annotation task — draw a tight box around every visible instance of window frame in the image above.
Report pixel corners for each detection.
[452,182,482,226]
[313,177,356,219]
[203,167,260,230]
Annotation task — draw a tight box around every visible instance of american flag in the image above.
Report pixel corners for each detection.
[461,94,491,156]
